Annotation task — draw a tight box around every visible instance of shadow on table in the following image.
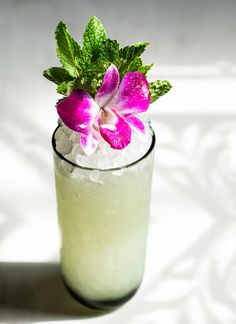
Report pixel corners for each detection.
[0,262,107,322]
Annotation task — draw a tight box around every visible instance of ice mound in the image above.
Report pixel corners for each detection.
[54,121,153,170]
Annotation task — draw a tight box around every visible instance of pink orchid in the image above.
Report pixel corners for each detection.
[56,64,150,155]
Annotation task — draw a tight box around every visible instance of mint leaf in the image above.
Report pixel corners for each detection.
[118,42,150,77]
[57,82,68,95]
[138,63,153,75]
[119,42,149,62]
[122,57,152,76]
[101,39,119,62]
[79,58,110,96]
[149,80,172,103]
[82,16,107,59]
[43,67,73,84]
[57,80,77,96]
[74,50,92,76]
[55,21,81,77]
[124,57,142,72]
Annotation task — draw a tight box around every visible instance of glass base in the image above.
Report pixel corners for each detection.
[62,276,139,310]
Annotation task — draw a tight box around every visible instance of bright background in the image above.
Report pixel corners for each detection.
[0,0,236,323]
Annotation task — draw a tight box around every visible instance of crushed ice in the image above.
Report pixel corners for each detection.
[55,121,152,170]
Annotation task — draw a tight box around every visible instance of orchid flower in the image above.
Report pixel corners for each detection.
[56,64,150,155]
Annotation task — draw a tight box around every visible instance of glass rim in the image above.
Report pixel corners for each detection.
[52,125,156,172]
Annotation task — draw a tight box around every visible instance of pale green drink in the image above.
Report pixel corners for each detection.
[52,124,155,309]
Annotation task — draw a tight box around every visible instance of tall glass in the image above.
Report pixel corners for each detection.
[52,125,156,310]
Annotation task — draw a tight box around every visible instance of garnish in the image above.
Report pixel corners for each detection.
[56,64,149,155]
[44,16,172,155]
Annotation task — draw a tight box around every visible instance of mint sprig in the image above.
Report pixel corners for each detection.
[43,67,73,84]
[149,80,173,103]
[43,16,172,101]
[82,16,107,58]
[55,21,81,78]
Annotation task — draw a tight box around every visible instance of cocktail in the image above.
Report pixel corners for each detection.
[52,123,155,309]
[44,17,171,310]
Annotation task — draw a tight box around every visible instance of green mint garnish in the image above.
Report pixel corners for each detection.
[82,16,107,57]
[43,16,172,101]
[149,80,173,103]
[43,67,73,84]
[55,21,81,78]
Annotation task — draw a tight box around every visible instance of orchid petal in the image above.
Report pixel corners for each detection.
[80,131,100,156]
[125,114,146,136]
[108,72,150,114]
[99,109,131,149]
[56,90,99,134]
[95,64,120,108]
